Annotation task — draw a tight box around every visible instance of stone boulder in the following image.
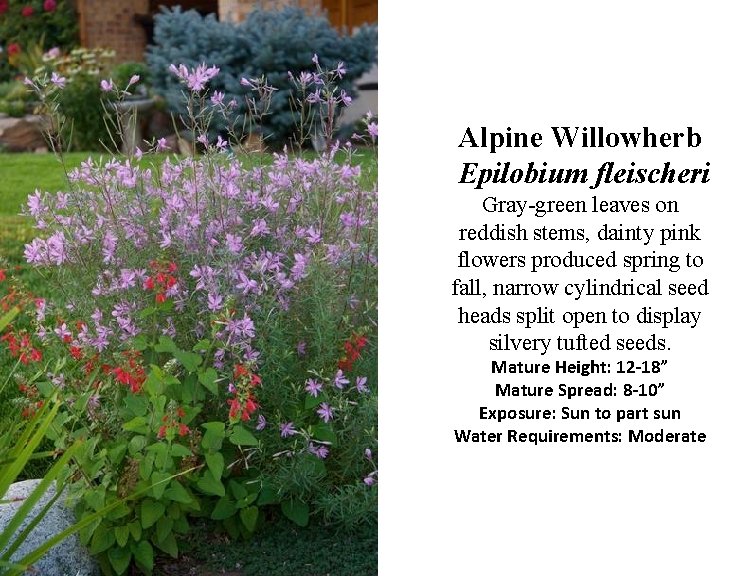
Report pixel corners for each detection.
[0,479,99,576]
[0,114,48,152]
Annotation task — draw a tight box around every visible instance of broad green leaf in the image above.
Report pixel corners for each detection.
[281,499,309,527]
[107,545,132,575]
[153,532,178,558]
[210,497,236,520]
[205,452,225,481]
[196,471,225,497]
[89,525,116,555]
[304,394,321,410]
[156,516,173,543]
[229,425,259,446]
[153,336,177,354]
[140,500,165,529]
[239,506,259,532]
[170,444,193,458]
[228,480,247,501]
[132,540,154,572]
[128,435,147,455]
[175,350,202,373]
[123,416,149,435]
[128,521,142,541]
[192,339,211,352]
[146,442,170,470]
[150,472,171,499]
[311,423,337,446]
[164,481,193,504]
[201,422,226,453]
[114,525,130,548]
[198,368,219,395]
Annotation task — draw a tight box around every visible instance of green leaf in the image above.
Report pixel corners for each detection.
[239,506,259,532]
[114,525,130,548]
[140,500,165,529]
[210,497,236,521]
[304,394,321,410]
[128,435,147,455]
[139,452,155,481]
[108,443,128,467]
[90,524,116,555]
[153,336,177,354]
[198,368,219,395]
[146,442,170,470]
[124,393,149,417]
[257,486,279,507]
[311,423,337,446]
[128,521,142,542]
[133,540,154,572]
[192,339,211,352]
[153,532,178,558]
[150,472,171,499]
[131,335,149,351]
[156,517,173,543]
[205,452,225,481]
[107,545,132,575]
[229,425,259,447]
[201,422,226,453]
[170,444,193,458]
[123,416,149,435]
[228,480,247,501]
[175,350,202,373]
[164,480,193,504]
[281,499,309,527]
[196,471,225,497]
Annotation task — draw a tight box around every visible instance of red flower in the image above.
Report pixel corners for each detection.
[157,426,167,438]
[178,423,190,436]
[7,43,21,57]
[0,270,6,282]
[21,5,34,17]
[69,346,83,360]
[0,1,8,14]
[43,0,56,11]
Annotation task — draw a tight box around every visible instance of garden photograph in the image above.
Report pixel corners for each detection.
[0,1,378,574]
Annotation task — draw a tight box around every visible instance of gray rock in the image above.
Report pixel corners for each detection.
[0,479,99,576]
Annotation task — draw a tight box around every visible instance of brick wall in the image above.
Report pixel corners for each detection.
[77,0,149,63]
[218,0,319,23]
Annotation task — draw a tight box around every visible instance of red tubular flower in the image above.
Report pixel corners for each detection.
[69,346,83,360]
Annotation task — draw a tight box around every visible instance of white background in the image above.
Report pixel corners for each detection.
[379,1,756,574]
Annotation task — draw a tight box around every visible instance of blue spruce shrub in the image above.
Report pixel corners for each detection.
[147,6,377,148]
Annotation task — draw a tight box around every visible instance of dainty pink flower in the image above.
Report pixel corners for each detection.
[100,79,115,92]
[50,72,66,89]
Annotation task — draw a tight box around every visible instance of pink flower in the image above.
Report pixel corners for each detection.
[21,5,34,17]
[43,0,57,12]
[100,79,115,92]
[0,1,8,14]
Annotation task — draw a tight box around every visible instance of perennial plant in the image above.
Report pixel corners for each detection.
[5,57,378,575]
